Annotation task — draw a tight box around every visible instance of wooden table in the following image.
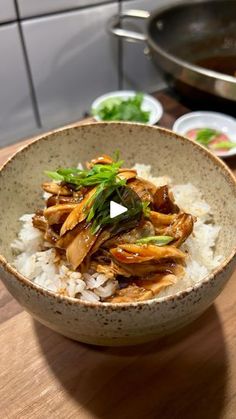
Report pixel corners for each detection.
[1,91,236,419]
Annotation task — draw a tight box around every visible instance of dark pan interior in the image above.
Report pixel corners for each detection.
[148,0,236,63]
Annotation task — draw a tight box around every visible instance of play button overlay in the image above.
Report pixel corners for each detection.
[110,201,127,218]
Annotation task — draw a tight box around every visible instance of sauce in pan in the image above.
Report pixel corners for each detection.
[196,56,236,77]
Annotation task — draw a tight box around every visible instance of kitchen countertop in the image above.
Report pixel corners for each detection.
[1,90,236,419]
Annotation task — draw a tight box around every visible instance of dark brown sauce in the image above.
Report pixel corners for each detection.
[196,56,236,77]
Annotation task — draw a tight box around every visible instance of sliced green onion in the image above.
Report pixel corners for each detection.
[136,235,174,246]
[44,153,151,235]
[44,170,64,181]
[142,201,151,217]
[211,141,236,150]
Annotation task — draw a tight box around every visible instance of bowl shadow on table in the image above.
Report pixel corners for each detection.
[33,304,228,419]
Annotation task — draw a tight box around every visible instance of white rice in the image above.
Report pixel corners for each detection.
[12,164,223,302]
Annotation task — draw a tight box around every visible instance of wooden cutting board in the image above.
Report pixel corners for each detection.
[1,92,236,419]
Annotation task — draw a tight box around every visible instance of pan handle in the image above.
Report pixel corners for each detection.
[107,10,149,42]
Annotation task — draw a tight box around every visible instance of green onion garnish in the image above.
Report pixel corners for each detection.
[45,154,148,234]
[45,160,124,188]
[211,141,236,150]
[136,236,174,246]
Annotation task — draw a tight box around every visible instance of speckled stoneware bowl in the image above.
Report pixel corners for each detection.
[0,122,236,346]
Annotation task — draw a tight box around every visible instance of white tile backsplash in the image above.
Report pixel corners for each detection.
[0,0,194,145]
[0,24,38,146]
[0,0,16,23]
[18,0,114,18]
[22,4,119,128]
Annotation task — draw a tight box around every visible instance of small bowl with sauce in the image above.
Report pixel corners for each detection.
[173,111,236,158]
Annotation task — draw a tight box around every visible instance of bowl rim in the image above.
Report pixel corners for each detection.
[173,111,236,130]
[0,121,236,308]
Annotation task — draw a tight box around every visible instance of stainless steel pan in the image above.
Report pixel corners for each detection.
[108,1,236,103]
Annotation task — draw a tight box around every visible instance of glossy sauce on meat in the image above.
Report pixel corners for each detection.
[34,154,195,302]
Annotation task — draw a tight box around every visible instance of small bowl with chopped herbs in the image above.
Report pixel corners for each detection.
[91,90,163,125]
[173,111,236,158]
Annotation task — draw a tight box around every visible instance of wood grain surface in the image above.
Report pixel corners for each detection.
[0,91,236,419]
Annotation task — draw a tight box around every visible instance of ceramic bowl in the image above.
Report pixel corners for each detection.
[173,111,236,158]
[0,122,236,346]
[91,90,163,125]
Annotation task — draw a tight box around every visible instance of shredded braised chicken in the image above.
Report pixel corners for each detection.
[33,154,195,302]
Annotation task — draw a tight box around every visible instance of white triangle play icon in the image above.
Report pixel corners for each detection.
[110,201,127,218]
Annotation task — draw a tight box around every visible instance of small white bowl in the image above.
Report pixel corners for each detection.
[173,111,236,158]
[91,90,163,125]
